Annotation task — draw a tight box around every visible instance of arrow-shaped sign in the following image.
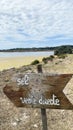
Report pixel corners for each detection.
[3,73,73,109]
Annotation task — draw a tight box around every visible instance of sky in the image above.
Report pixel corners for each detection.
[0,0,73,49]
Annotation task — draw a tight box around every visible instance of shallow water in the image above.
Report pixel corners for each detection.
[0,51,54,57]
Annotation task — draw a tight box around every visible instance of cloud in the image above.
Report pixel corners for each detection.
[0,0,73,49]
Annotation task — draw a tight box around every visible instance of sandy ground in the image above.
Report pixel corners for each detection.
[0,56,43,71]
[0,54,73,130]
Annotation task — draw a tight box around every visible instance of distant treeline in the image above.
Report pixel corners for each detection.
[0,45,73,52]
[54,45,73,55]
[0,47,55,52]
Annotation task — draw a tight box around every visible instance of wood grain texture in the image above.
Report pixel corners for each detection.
[3,73,73,109]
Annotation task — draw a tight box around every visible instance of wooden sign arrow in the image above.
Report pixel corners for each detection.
[3,73,73,109]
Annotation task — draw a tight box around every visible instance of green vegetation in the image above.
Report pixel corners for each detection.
[31,59,40,65]
[58,54,67,59]
[42,55,54,64]
[42,57,48,64]
[0,47,54,52]
[54,45,73,55]
[0,45,73,52]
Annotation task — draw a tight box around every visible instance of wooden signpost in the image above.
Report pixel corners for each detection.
[3,73,73,109]
[3,65,73,130]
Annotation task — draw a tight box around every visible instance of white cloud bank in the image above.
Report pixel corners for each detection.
[0,0,73,49]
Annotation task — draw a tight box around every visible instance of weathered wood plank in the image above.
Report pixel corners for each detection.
[3,73,73,109]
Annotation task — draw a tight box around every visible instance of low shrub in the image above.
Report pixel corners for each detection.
[31,59,40,65]
[58,54,67,59]
[42,57,48,64]
[42,55,54,64]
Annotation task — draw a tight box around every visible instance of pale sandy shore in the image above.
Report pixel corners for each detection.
[0,56,43,71]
